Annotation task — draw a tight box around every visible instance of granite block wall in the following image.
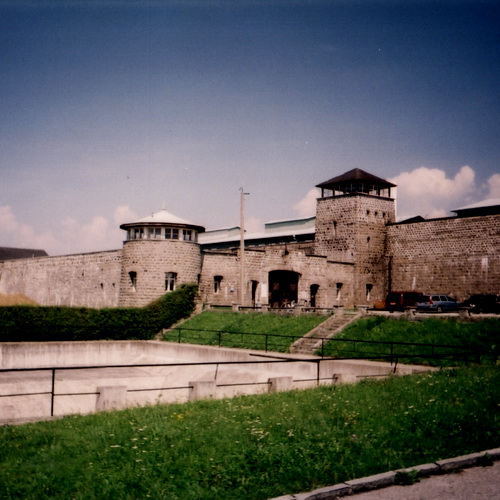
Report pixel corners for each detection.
[387,214,500,300]
[0,250,122,308]
[199,245,355,308]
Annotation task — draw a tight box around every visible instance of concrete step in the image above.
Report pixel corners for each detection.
[290,312,361,355]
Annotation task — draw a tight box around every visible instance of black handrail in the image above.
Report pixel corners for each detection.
[168,326,488,362]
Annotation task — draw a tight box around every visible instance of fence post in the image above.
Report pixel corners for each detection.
[265,334,268,352]
[218,330,221,348]
[178,328,182,344]
[51,369,56,417]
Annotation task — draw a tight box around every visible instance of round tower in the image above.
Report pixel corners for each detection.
[118,209,205,307]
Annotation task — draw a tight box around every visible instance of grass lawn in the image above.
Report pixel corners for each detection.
[164,311,499,367]
[163,310,327,352]
[1,366,499,499]
[320,316,500,367]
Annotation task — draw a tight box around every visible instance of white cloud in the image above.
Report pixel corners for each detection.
[0,206,58,253]
[486,173,500,199]
[292,166,498,223]
[389,166,477,220]
[0,205,139,256]
[60,207,139,254]
[60,216,113,254]
[245,216,264,234]
[293,188,319,218]
[113,205,138,226]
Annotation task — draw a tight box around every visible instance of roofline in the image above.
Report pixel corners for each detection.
[120,221,206,233]
[316,168,396,189]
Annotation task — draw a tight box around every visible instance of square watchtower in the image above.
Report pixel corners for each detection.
[314,169,396,307]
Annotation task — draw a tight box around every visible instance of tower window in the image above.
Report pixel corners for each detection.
[132,228,144,240]
[366,283,373,301]
[183,229,193,241]
[336,282,343,300]
[165,228,179,240]
[165,272,177,292]
[129,271,137,292]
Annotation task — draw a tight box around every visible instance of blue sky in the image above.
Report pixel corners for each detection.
[1,0,499,255]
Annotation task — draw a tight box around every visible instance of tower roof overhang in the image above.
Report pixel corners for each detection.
[120,209,205,233]
[316,168,396,198]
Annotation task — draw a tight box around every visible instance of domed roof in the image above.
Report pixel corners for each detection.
[120,208,205,232]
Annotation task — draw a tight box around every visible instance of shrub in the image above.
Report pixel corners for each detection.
[0,284,198,342]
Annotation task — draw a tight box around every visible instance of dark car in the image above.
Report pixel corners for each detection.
[385,291,424,312]
[416,295,460,312]
[462,294,500,314]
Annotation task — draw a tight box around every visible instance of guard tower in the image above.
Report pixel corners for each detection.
[118,209,205,307]
[314,168,396,307]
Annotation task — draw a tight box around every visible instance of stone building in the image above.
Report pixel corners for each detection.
[0,169,498,309]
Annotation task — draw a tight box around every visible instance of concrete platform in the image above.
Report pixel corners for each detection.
[1,340,432,423]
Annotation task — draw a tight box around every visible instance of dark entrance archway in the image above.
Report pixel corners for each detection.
[269,270,300,308]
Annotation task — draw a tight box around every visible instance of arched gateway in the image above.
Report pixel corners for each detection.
[268,270,300,308]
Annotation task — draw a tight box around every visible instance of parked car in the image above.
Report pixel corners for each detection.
[462,294,500,314]
[416,295,460,312]
[385,291,424,312]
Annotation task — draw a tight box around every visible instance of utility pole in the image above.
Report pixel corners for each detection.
[239,188,249,306]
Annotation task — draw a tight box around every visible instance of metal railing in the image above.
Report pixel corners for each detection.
[1,357,340,418]
[167,327,494,365]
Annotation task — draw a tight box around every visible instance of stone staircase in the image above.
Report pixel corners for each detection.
[290,310,361,355]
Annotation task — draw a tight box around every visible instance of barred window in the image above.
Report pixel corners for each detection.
[165,272,177,292]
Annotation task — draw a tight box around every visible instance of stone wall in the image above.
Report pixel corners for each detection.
[199,245,355,308]
[0,250,122,308]
[1,205,497,310]
[387,214,500,300]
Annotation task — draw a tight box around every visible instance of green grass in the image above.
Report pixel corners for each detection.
[1,366,499,499]
[163,310,327,352]
[320,316,500,366]
[164,312,499,367]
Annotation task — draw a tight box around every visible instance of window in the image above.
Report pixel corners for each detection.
[132,228,144,240]
[129,271,137,292]
[154,228,162,239]
[310,284,319,308]
[165,228,179,240]
[183,229,193,241]
[366,283,373,301]
[251,280,259,305]
[336,282,343,300]
[214,275,223,293]
[165,272,177,292]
